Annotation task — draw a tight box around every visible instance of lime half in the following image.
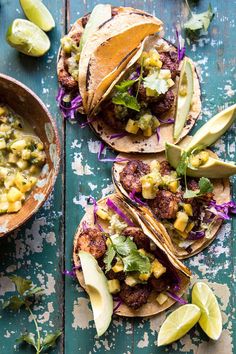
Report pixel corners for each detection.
[6,19,50,57]
[192,282,222,340]
[158,304,201,346]
[20,0,55,32]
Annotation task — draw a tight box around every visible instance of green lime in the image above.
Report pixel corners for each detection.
[158,304,201,346]
[20,0,55,32]
[192,282,222,340]
[6,19,50,57]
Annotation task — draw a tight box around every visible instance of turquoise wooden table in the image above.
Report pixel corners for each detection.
[0,0,235,353]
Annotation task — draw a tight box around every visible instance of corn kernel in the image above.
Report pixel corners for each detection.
[107,279,120,294]
[139,273,151,281]
[168,180,178,193]
[183,203,193,216]
[112,259,124,273]
[156,293,168,305]
[174,211,189,232]
[125,276,138,287]
[11,139,26,151]
[21,149,31,160]
[96,207,110,220]
[150,160,160,173]
[125,119,139,134]
[7,187,23,202]
[7,201,22,213]
[143,127,152,137]
[151,259,166,279]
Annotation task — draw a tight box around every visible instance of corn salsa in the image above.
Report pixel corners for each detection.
[0,105,46,214]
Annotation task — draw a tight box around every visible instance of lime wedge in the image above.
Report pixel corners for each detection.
[6,19,50,57]
[20,0,55,32]
[158,304,201,346]
[192,282,222,340]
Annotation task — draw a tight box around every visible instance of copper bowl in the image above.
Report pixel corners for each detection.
[0,73,60,237]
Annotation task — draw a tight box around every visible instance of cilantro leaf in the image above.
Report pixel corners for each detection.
[184,3,214,35]
[183,189,199,199]
[16,332,37,349]
[198,177,213,194]
[2,296,25,310]
[183,177,213,199]
[42,330,62,350]
[123,250,151,273]
[112,92,140,111]
[115,80,136,92]
[9,275,32,296]
[143,72,169,95]
[112,235,137,256]
[176,151,189,177]
[104,244,116,272]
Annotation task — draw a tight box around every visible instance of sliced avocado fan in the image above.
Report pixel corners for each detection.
[186,103,236,152]
[166,142,236,178]
[174,58,194,141]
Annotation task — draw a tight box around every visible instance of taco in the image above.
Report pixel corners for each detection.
[73,194,190,323]
[89,35,201,153]
[57,5,163,115]
[112,137,234,259]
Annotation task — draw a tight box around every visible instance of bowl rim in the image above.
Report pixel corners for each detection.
[0,73,61,237]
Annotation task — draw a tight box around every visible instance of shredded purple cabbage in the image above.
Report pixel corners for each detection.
[113,298,123,313]
[156,126,160,143]
[158,117,175,124]
[82,220,88,231]
[129,190,147,206]
[209,200,236,220]
[175,28,186,62]
[188,230,205,240]
[98,142,130,163]
[110,132,128,140]
[88,196,104,232]
[167,291,188,305]
[106,198,135,226]
[78,116,98,128]
[63,265,81,278]
[56,87,82,119]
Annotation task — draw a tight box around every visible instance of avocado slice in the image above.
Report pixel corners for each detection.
[186,104,236,152]
[174,58,194,140]
[78,4,112,52]
[79,251,113,336]
[165,142,236,178]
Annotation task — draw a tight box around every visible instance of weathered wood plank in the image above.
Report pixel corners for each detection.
[64,0,236,353]
[0,1,65,353]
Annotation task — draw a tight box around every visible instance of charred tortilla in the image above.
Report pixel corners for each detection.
[57,6,163,114]
[73,194,190,317]
[112,137,231,259]
[90,36,201,153]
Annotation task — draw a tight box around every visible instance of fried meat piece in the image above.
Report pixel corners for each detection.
[119,283,151,310]
[76,227,106,259]
[120,160,150,194]
[159,161,172,176]
[122,227,150,251]
[148,190,181,219]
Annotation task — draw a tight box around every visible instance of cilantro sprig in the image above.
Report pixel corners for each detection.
[111,58,145,112]
[183,177,213,198]
[2,275,62,354]
[176,150,213,198]
[184,1,214,39]
[104,235,151,274]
